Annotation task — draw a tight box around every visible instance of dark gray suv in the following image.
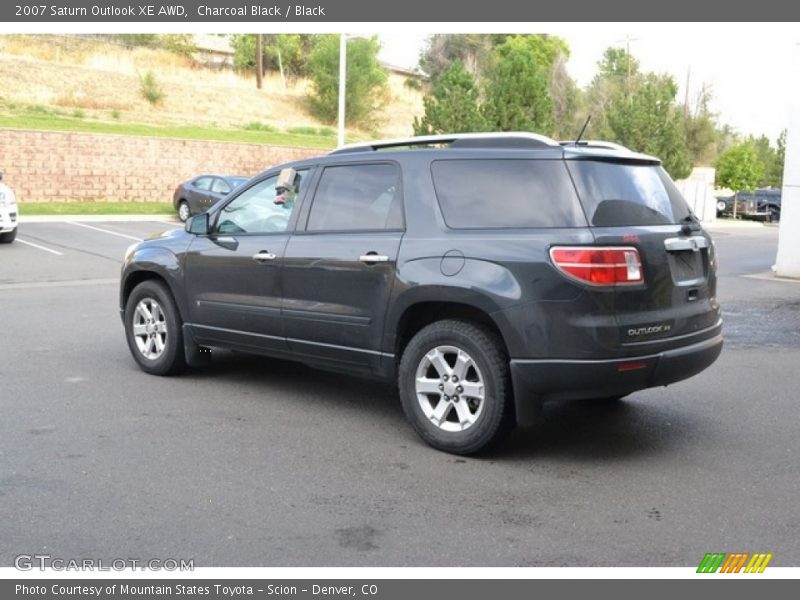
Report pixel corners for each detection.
[120,133,722,454]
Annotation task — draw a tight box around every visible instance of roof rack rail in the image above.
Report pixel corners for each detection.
[330,132,559,155]
[559,140,632,152]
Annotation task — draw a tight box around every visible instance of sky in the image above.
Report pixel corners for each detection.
[378,26,797,142]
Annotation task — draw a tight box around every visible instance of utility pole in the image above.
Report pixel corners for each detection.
[626,38,631,85]
[774,41,800,278]
[255,34,263,90]
[684,67,691,118]
[277,45,286,95]
[617,35,638,97]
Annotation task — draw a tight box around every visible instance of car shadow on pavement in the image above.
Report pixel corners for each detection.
[182,350,405,420]
[493,395,703,461]
[175,351,703,462]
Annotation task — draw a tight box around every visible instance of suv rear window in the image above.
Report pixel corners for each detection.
[568,161,691,227]
[431,159,586,229]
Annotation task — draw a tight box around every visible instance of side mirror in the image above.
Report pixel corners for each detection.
[186,213,210,235]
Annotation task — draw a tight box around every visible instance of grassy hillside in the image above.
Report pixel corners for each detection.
[0,35,424,146]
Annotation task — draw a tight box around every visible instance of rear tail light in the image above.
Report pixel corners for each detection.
[549,246,643,286]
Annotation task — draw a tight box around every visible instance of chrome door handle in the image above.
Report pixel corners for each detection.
[359,254,390,263]
[253,251,277,262]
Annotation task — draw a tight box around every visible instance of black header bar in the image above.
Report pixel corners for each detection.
[3,0,800,22]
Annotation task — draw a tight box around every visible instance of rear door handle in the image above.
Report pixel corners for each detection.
[359,253,390,263]
[253,251,277,262]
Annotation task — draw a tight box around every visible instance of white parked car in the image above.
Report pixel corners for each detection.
[0,174,18,243]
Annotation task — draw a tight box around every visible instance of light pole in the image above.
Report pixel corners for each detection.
[337,33,347,148]
[774,41,800,278]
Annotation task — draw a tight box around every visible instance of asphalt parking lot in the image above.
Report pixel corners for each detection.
[1,219,798,567]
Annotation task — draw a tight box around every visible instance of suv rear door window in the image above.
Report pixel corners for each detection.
[568,161,691,226]
[430,159,585,229]
[306,163,403,231]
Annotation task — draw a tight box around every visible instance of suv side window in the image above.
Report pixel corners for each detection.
[431,159,585,229]
[306,163,403,232]
[216,169,308,234]
[193,177,212,191]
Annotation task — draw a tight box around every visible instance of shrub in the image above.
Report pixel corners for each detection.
[139,71,165,106]
[243,121,277,132]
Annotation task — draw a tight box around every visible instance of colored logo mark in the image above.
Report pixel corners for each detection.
[697,552,773,573]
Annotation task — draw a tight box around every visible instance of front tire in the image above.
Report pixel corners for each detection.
[124,280,186,375]
[398,320,513,454]
[177,200,190,222]
[768,205,780,223]
[0,228,17,243]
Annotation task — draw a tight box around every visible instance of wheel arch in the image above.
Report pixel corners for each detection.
[120,265,185,322]
[391,297,510,362]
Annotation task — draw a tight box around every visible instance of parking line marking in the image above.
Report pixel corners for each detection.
[0,278,118,291]
[69,221,143,241]
[16,238,64,256]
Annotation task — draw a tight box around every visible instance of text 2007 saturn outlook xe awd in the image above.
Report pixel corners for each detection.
[120,133,722,454]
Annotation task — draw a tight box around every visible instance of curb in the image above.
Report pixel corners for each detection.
[705,220,767,230]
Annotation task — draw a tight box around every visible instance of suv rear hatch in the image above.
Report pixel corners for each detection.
[565,156,721,354]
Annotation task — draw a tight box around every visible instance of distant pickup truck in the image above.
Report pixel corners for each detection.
[716,188,781,222]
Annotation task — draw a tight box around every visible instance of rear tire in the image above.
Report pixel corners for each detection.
[768,205,780,223]
[124,280,186,375]
[398,319,513,455]
[177,200,190,222]
[0,228,17,243]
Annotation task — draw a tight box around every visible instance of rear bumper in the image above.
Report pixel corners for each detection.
[510,333,723,425]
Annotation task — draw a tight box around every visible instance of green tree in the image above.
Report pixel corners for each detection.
[160,34,197,58]
[585,47,643,141]
[550,53,582,138]
[306,35,388,126]
[749,130,786,188]
[683,87,719,166]
[715,142,765,200]
[750,134,778,188]
[419,34,501,82]
[115,34,195,57]
[231,34,312,78]
[482,36,560,133]
[116,34,157,47]
[584,47,691,178]
[772,129,787,188]
[714,123,740,156]
[413,61,487,135]
[597,47,639,80]
[606,73,692,178]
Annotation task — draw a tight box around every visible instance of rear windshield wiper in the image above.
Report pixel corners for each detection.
[681,213,703,234]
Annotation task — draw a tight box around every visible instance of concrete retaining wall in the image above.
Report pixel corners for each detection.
[0,128,319,202]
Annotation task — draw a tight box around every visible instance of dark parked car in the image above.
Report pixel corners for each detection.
[121,133,722,454]
[716,188,781,221]
[173,174,249,222]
